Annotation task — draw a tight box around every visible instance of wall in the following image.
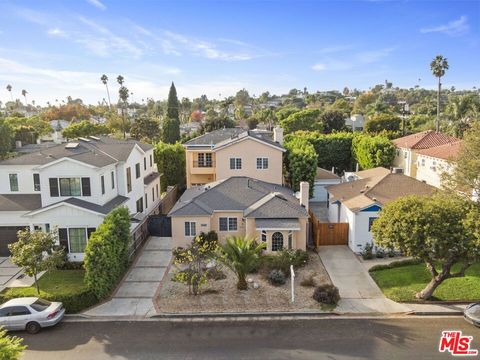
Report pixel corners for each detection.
[215,138,283,185]
[0,165,37,194]
[185,149,216,188]
[416,155,450,188]
[351,210,379,253]
[171,215,211,248]
[0,211,30,226]
[211,211,245,242]
[312,179,341,202]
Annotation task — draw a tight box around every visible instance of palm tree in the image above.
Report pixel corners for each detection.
[117,76,129,139]
[219,236,265,290]
[100,74,112,108]
[430,55,449,132]
[6,84,13,102]
[116,75,124,86]
[21,89,28,106]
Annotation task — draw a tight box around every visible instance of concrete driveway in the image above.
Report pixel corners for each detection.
[318,246,410,314]
[84,236,172,318]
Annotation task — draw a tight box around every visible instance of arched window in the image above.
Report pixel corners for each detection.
[272,232,284,252]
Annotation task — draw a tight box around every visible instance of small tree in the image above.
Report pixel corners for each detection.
[0,327,26,360]
[371,194,479,300]
[154,141,186,192]
[172,232,219,295]
[130,114,161,143]
[320,110,345,133]
[219,236,265,290]
[280,109,323,134]
[8,229,64,294]
[364,113,401,133]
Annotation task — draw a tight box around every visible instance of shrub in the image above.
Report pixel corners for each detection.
[268,269,286,286]
[376,248,385,258]
[313,284,340,305]
[361,243,374,260]
[300,272,316,287]
[84,207,131,300]
[368,258,423,272]
[387,247,396,258]
[259,250,309,275]
[281,249,309,268]
[364,113,401,133]
[352,134,396,169]
[283,137,318,196]
[57,261,84,270]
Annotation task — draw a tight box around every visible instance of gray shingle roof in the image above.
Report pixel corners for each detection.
[0,194,42,211]
[255,218,301,230]
[0,136,153,167]
[169,177,308,218]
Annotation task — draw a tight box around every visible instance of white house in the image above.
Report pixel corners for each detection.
[326,167,435,253]
[311,167,341,203]
[345,114,365,131]
[0,136,161,260]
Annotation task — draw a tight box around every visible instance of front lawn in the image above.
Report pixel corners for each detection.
[370,262,480,302]
[0,270,97,313]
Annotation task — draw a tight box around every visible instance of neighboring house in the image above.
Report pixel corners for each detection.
[183,127,285,188]
[311,167,341,203]
[39,119,70,144]
[416,141,462,188]
[0,136,161,260]
[327,167,435,253]
[169,176,309,251]
[345,114,365,131]
[392,130,459,178]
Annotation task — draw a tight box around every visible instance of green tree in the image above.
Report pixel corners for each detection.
[275,106,300,122]
[199,116,236,134]
[284,137,318,196]
[320,110,345,133]
[352,92,376,114]
[328,98,352,117]
[154,141,186,192]
[62,120,110,140]
[8,229,64,294]
[280,109,323,134]
[364,113,402,133]
[84,207,131,299]
[430,55,449,132]
[167,82,180,120]
[219,236,265,290]
[162,82,180,143]
[130,114,161,143]
[445,94,480,137]
[0,121,14,158]
[352,134,395,169]
[0,327,26,360]
[371,194,479,300]
[234,88,250,107]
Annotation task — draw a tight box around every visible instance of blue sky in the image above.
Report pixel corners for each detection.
[0,0,478,105]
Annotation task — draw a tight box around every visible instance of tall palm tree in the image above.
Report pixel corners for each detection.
[6,84,13,102]
[430,55,449,132]
[100,74,112,108]
[21,89,28,106]
[219,236,265,290]
[116,75,124,86]
[117,75,129,139]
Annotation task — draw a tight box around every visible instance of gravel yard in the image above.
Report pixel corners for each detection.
[156,252,333,313]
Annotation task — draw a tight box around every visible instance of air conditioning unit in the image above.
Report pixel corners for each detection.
[391,167,404,174]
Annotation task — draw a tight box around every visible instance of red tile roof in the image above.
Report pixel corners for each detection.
[392,131,459,150]
[416,141,463,161]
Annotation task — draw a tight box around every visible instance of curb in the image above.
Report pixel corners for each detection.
[151,311,341,319]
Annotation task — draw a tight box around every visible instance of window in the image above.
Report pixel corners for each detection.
[198,153,212,167]
[33,174,40,191]
[58,228,68,250]
[219,217,237,231]
[368,217,377,232]
[59,178,81,196]
[31,299,52,312]
[261,230,267,243]
[229,158,242,170]
[49,178,59,197]
[403,151,408,159]
[288,231,293,250]
[68,228,87,253]
[396,149,400,156]
[256,157,268,169]
[145,193,148,209]
[9,174,18,191]
[152,187,155,201]
[135,163,141,178]
[150,154,153,167]
[126,167,132,192]
[136,197,144,213]
[156,184,159,198]
[144,157,147,171]
[101,175,105,195]
[111,171,115,189]
[8,306,31,316]
[184,221,196,236]
[272,232,284,251]
[81,178,91,196]
[421,158,425,167]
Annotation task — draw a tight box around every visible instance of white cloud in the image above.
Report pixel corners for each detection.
[420,16,469,36]
[47,28,68,38]
[356,47,395,63]
[86,0,106,11]
[312,63,327,71]
[312,47,395,72]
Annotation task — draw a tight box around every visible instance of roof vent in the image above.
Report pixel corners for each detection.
[65,142,79,149]
[78,137,91,142]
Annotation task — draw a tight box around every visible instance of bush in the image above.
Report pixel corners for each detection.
[283,137,318,196]
[84,207,131,300]
[268,269,286,286]
[259,250,309,275]
[57,261,84,270]
[300,272,316,287]
[375,248,385,258]
[154,141,186,192]
[361,243,374,260]
[281,249,309,268]
[368,258,423,272]
[313,284,340,305]
[352,134,396,169]
[387,248,396,258]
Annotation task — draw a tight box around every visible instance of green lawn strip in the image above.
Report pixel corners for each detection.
[370,262,480,302]
[0,270,98,313]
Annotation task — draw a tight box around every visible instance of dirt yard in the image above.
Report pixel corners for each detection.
[156,252,333,313]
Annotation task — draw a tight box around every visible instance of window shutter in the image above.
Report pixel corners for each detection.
[81,178,91,196]
[58,228,69,251]
[49,178,59,197]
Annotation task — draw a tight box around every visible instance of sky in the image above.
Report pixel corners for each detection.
[0,0,479,105]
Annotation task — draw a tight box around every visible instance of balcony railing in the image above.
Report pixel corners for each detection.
[193,161,215,168]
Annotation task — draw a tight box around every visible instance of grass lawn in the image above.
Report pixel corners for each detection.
[370,262,480,302]
[0,270,97,313]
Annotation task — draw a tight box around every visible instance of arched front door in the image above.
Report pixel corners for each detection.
[271,232,284,251]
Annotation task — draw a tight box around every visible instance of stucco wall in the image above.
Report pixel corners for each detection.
[416,155,450,188]
[171,215,212,248]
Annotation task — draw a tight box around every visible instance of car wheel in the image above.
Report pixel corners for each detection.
[26,322,41,334]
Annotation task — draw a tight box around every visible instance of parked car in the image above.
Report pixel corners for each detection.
[0,297,65,334]
[464,303,480,327]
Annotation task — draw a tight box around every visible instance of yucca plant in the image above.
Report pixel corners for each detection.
[219,236,265,290]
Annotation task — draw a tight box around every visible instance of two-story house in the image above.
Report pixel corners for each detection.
[0,136,161,260]
[183,127,285,188]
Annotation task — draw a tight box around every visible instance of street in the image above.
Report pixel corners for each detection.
[19,317,480,359]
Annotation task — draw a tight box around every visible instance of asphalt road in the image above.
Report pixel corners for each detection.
[19,317,480,360]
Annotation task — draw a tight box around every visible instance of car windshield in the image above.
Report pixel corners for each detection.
[30,299,52,312]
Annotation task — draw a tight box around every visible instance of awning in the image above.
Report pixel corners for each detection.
[255,219,300,231]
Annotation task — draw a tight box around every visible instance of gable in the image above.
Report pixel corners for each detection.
[360,204,382,212]
[215,136,285,153]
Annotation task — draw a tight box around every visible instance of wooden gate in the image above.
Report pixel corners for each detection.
[310,210,348,247]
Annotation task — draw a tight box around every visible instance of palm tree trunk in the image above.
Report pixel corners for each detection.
[105,85,112,109]
[436,77,441,132]
[237,273,248,290]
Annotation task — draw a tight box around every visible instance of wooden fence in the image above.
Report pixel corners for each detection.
[310,210,349,247]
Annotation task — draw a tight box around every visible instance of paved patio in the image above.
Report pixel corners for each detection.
[318,245,411,314]
[84,236,172,318]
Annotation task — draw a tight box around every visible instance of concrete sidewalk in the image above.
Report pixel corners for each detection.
[318,246,411,314]
[84,236,172,318]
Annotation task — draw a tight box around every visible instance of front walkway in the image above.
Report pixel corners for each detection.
[84,236,172,318]
[318,246,410,314]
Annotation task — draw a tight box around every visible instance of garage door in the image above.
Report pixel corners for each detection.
[0,226,26,256]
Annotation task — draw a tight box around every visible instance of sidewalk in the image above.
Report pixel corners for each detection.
[84,236,172,318]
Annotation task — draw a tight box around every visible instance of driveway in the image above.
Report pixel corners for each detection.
[84,236,172,318]
[318,246,410,314]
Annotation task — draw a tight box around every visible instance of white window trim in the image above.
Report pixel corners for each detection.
[184,221,197,237]
[65,226,89,254]
[229,157,242,170]
[219,217,238,232]
[256,157,269,170]
[9,173,19,192]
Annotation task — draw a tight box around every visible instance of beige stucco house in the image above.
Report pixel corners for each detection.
[183,127,285,188]
[169,177,310,251]
[392,130,458,178]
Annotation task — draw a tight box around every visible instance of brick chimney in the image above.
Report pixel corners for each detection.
[299,181,309,212]
[273,126,283,145]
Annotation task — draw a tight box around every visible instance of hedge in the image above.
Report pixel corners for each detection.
[368,258,423,273]
[284,137,317,196]
[351,134,396,169]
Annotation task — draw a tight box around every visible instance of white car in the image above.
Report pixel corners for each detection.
[0,297,65,334]
[464,303,480,327]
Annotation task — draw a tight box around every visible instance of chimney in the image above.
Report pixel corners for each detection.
[299,181,309,212]
[273,126,283,145]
